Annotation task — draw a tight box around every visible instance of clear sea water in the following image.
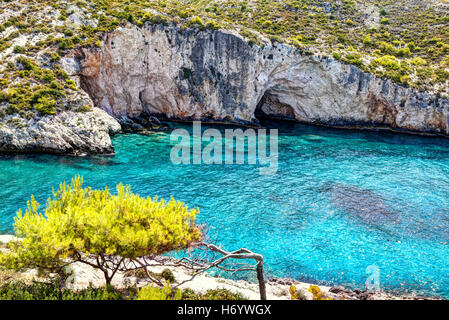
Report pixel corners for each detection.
[1,120,449,298]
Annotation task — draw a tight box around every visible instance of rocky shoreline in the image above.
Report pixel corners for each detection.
[0,235,441,300]
[0,107,121,155]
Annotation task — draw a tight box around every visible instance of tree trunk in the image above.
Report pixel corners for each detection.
[256,257,267,300]
[104,272,111,286]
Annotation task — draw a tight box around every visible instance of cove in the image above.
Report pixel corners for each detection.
[1,120,449,298]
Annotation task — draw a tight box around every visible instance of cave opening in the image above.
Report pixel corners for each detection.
[254,90,296,123]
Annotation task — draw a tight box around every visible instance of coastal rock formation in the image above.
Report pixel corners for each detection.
[0,107,121,155]
[78,23,449,135]
[2,23,448,156]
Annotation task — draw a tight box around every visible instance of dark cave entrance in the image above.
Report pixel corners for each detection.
[254,90,296,122]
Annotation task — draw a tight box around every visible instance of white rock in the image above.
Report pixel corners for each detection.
[61,57,81,76]
[0,235,18,244]
[0,107,121,155]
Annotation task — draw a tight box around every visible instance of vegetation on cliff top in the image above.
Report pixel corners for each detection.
[0,0,448,119]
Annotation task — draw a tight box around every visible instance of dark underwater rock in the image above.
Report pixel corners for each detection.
[327,183,398,224]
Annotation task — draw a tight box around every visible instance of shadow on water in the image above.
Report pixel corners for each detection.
[0,153,122,170]
[261,119,449,150]
[407,209,449,243]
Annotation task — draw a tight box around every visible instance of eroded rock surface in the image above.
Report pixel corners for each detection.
[78,23,449,135]
[2,23,448,156]
[0,107,121,155]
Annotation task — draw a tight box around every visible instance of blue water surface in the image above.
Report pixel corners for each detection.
[1,120,449,297]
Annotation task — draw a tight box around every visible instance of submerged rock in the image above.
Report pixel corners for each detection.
[327,184,398,224]
[117,115,161,132]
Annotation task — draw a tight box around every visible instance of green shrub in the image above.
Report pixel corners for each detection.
[0,90,9,102]
[49,52,61,63]
[161,269,176,283]
[136,284,182,300]
[417,67,433,80]
[332,52,341,60]
[407,42,416,51]
[397,47,411,57]
[411,57,427,66]
[13,46,25,54]
[65,79,77,90]
[77,104,92,112]
[63,28,74,37]
[0,281,123,300]
[33,95,56,115]
[379,41,397,55]
[16,56,37,71]
[0,177,201,285]
[182,288,247,300]
[375,55,400,70]
[345,19,356,26]
[436,69,449,82]
[187,16,204,28]
[57,38,74,52]
[41,72,56,83]
[205,20,220,30]
[362,35,372,46]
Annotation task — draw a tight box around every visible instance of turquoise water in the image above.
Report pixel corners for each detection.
[1,120,449,297]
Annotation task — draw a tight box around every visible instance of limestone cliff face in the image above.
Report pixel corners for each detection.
[77,23,449,135]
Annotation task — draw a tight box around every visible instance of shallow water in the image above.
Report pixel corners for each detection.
[1,120,449,297]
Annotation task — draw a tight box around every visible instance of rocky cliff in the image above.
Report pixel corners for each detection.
[2,22,448,156]
[0,107,121,155]
[76,23,449,136]
[0,62,121,155]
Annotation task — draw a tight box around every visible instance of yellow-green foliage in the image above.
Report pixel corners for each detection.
[0,176,201,281]
[374,55,400,70]
[0,56,68,116]
[136,283,182,300]
[308,285,332,300]
[289,285,299,299]
[0,281,124,300]
[289,285,307,300]
[182,288,248,300]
